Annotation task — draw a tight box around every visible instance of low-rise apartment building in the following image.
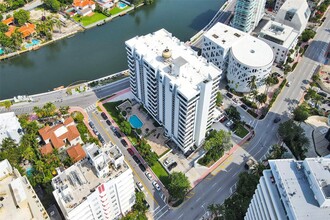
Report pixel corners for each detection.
[0,159,49,219]
[52,143,135,220]
[259,21,299,63]
[0,112,23,145]
[202,23,274,93]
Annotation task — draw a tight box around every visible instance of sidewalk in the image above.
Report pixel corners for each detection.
[68,106,97,138]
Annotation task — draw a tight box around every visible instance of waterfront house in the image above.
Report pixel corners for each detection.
[4,23,36,39]
[96,0,114,10]
[73,0,96,16]
[2,17,14,26]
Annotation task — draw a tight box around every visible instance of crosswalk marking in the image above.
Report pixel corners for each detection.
[85,103,96,112]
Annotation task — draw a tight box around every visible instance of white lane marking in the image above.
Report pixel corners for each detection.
[177,213,184,219]
[211,182,217,188]
[232,171,239,177]
[156,208,169,220]
[196,197,201,202]
[217,187,222,192]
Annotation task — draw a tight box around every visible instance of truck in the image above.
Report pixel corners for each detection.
[245,158,257,172]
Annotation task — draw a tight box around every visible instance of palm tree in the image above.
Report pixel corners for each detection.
[3,100,12,110]
[52,17,62,33]
[208,204,220,219]
[247,75,257,92]
[10,29,23,49]
[264,75,273,94]
[250,89,258,104]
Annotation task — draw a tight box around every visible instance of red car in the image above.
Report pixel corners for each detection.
[127,148,134,156]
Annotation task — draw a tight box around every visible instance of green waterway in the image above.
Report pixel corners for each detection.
[0,0,225,99]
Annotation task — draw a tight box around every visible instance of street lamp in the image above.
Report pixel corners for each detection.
[201,204,208,219]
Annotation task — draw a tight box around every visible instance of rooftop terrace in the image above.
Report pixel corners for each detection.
[52,143,128,212]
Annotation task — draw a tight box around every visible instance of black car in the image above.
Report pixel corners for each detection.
[101,112,108,120]
[121,139,128,147]
[88,121,95,128]
[168,162,177,171]
[273,117,281,123]
[133,155,141,164]
[110,126,117,133]
[226,92,233,98]
[98,134,105,144]
[139,164,146,172]
[241,104,248,110]
[114,130,122,138]
[318,92,328,98]
[106,120,111,126]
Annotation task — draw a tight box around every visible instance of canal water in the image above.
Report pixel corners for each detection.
[0,0,224,99]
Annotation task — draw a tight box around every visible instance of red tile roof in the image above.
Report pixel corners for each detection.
[18,23,36,38]
[73,0,95,8]
[38,121,81,150]
[66,144,86,162]
[5,26,16,37]
[63,117,74,126]
[40,143,53,156]
[2,17,14,26]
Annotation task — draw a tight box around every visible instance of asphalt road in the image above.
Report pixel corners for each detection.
[0,78,130,114]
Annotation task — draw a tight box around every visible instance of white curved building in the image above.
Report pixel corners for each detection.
[227,36,274,92]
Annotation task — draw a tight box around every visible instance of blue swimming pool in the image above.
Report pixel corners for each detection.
[129,115,143,129]
[26,167,34,177]
[0,48,4,55]
[118,2,127,9]
[25,39,40,49]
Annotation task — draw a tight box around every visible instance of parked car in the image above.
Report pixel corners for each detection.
[106,120,111,126]
[241,104,248,110]
[152,180,161,191]
[110,126,116,133]
[133,155,141,164]
[273,117,281,123]
[139,164,146,172]
[97,134,105,145]
[101,112,108,120]
[88,121,95,129]
[136,182,144,191]
[219,116,228,123]
[121,139,128,147]
[226,92,233,98]
[318,92,328,98]
[145,171,153,181]
[127,148,134,156]
[143,199,150,209]
[114,130,122,138]
[225,120,234,127]
[286,82,291,87]
[163,158,170,167]
[168,162,178,171]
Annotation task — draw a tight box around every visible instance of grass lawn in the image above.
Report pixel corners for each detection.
[234,124,249,138]
[151,162,170,188]
[109,6,131,15]
[73,12,107,26]
[103,101,124,124]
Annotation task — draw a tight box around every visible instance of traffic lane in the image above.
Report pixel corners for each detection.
[89,111,167,209]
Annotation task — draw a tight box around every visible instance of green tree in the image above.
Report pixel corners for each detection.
[312,73,320,82]
[293,105,309,123]
[59,106,69,115]
[0,22,8,33]
[225,106,241,122]
[301,29,316,42]
[43,0,61,12]
[13,9,30,26]
[10,28,23,49]
[120,121,132,135]
[134,191,148,213]
[73,111,84,123]
[256,93,267,106]
[247,75,257,92]
[216,92,223,106]
[278,120,309,159]
[168,172,190,200]
[3,100,12,109]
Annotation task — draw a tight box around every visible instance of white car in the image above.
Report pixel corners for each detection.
[152,180,161,191]
[136,182,144,191]
[145,171,153,181]
[163,158,170,167]
[226,120,234,127]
